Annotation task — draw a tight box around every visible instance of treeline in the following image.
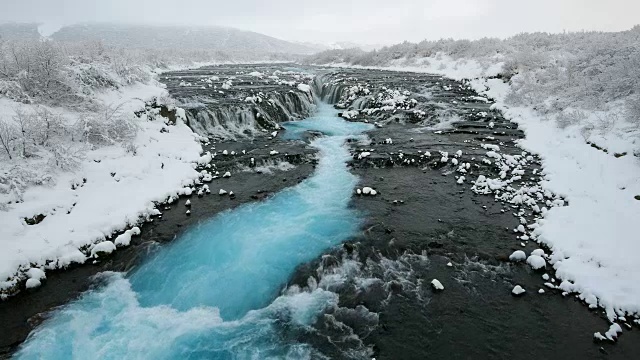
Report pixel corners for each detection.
[306,27,640,126]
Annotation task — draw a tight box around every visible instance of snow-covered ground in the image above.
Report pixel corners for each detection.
[0,79,205,296]
[324,56,640,328]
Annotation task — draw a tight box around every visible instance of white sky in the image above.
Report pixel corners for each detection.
[1,0,639,45]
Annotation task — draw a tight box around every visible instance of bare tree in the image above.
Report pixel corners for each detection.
[0,118,17,160]
[12,107,37,158]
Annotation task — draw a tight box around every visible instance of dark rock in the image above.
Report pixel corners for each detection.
[24,214,46,226]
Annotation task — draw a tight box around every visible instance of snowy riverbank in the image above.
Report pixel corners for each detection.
[0,79,204,296]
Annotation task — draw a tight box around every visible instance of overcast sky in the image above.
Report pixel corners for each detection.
[1,0,639,45]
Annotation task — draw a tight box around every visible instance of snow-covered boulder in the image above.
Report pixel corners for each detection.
[509,250,526,262]
[531,249,546,257]
[219,189,228,195]
[26,268,46,281]
[91,241,116,257]
[25,278,42,289]
[297,83,312,93]
[431,279,444,291]
[361,187,377,196]
[526,255,546,270]
[512,285,526,296]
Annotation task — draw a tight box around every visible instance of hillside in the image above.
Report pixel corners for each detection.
[51,23,320,54]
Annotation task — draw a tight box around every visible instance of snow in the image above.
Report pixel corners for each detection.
[526,255,547,270]
[361,187,377,196]
[26,268,46,281]
[297,83,312,93]
[531,249,546,257]
[25,278,42,289]
[431,279,444,291]
[90,241,116,257]
[594,323,623,342]
[509,250,526,262]
[114,227,142,247]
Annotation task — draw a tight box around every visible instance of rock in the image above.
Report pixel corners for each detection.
[186,210,191,215]
[24,214,46,226]
[431,279,444,291]
[512,285,526,296]
[223,171,231,178]
[219,189,228,195]
[185,199,191,207]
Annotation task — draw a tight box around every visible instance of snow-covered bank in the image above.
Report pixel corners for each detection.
[314,55,640,327]
[479,79,640,321]
[0,79,204,297]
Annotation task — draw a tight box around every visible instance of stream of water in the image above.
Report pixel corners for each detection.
[15,103,373,359]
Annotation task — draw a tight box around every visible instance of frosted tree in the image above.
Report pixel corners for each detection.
[0,117,17,160]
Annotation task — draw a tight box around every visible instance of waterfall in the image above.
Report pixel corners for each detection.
[184,89,316,139]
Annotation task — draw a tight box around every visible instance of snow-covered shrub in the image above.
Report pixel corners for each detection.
[555,109,586,130]
[626,96,640,126]
[75,103,138,146]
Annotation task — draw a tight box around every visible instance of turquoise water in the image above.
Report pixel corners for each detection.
[15,103,373,359]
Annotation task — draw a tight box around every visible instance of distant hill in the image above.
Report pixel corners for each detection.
[0,22,322,55]
[0,23,41,40]
[50,23,321,55]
